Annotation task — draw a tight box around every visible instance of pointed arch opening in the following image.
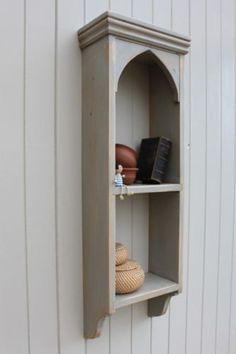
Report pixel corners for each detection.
[116,50,180,183]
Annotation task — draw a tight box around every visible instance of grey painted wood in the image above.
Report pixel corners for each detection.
[115,273,179,308]
[150,64,180,183]
[148,293,172,316]
[79,11,189,338]
[149,193,180,283]
[114,41,180,100]
[0,0,236,354]
[112,183,181,195]
[82,36,116,339]
[78,11,190,53]
[2,0,236,353]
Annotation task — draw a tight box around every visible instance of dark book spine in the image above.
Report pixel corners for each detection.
[137,138,158,182]
[151,137,171,183]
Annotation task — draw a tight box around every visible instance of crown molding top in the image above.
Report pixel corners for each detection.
[78,11,190,54]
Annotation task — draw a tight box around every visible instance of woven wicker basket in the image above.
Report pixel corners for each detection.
[115,243,128,266]
[116,260,145,294]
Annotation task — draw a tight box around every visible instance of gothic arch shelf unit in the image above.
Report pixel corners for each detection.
[78,11,190,339]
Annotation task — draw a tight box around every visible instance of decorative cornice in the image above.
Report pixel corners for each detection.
[78,11,190,54]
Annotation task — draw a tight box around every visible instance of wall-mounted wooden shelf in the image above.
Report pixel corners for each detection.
[78,11,190,339]
[112,183,181,195]
[115,272,179,309]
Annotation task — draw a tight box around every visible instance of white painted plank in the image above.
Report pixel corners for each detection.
[151,1,172,352]
[85,0,108,23]
[172,0,189,35]
[25,1,58,353]
[86,319,110,354]
[230,209,236,353]
[110,308,132,354]
[200,0,221,353]
[185,0,206,353]
[56,0,86,353]
[216,0,235,353]
[110,0,131,16]
[151,312,170,354]
[153,0,171,29]
[0,1,29,353]
[131,303,151,354]
[168,0,190,352]
[132,0,153,23]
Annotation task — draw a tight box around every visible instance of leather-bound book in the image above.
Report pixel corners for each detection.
[137,137,171,184]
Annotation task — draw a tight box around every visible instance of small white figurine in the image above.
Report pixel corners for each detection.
[114,164,125,187]
[114,164,125,200]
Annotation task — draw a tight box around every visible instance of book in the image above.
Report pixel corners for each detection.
[137,137,171,184]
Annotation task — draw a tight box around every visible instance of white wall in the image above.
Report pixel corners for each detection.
[0,0,236,353]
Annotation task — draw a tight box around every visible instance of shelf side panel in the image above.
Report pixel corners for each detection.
[82,37,115,338]
[150,63,180,183]
[149,192,180,283]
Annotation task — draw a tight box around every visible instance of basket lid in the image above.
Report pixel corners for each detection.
[116,260,140,272]
[116,243,126,251]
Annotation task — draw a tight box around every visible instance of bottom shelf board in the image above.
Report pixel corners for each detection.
[115,272,179,309]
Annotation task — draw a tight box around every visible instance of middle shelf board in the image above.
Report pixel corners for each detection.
[112,183,181,196]
[115,272,179,309]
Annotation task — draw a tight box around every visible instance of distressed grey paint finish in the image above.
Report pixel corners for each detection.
[81,36,116,338]
[1,0,236,353]
[78,12,189,338]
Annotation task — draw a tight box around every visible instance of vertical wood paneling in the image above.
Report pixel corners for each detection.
[151,2,171,353]
[168,0,190,352]
[186,0,206,353]
[56,0,86,353]
[2,1,236,354]
[230,6,236,345]
[86,320,110,354]
[201,0,221,353]
[25,1,58,353]
[132,0,152,22]
[172,0,189,35]
[0,1,29,353]
[216,0,235,353]
[230,189,236,352]
[110,0,131,16]
[153,0,171,29]
[85,0,108,22]
[110,308,132,354]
